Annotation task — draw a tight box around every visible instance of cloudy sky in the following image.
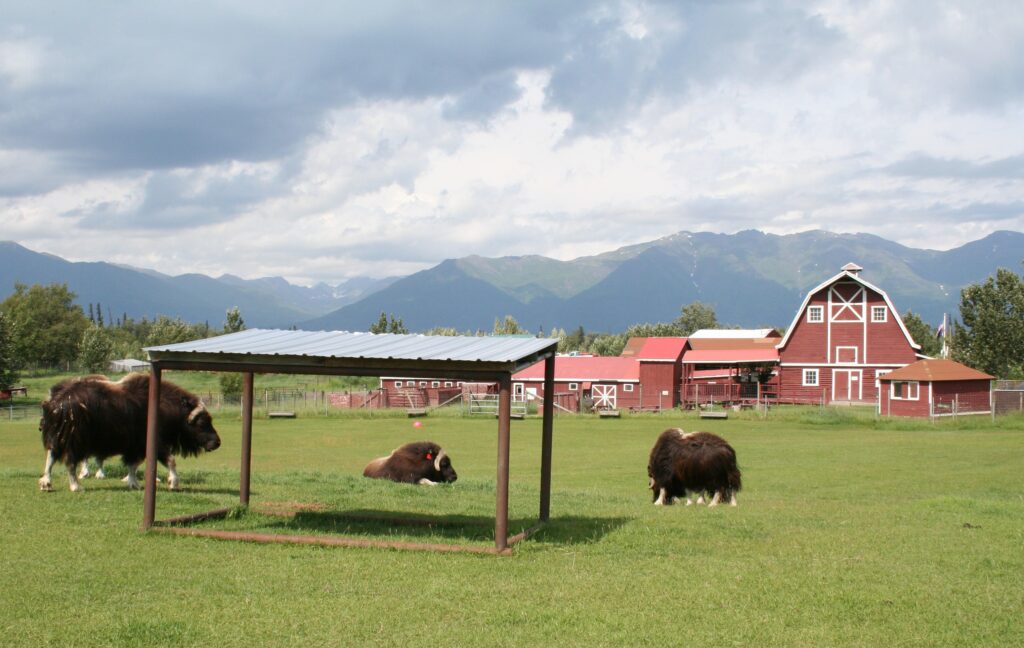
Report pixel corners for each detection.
[2,1,1022,285]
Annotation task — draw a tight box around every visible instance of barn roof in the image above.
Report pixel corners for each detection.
[689,328,780,339]
[145,329,557,378]
[621,337,688,361]
[878,359,993,382]
[775,264,921,351]
[682,349,779,364]
[687,337,781,351]
[514,355,640,382]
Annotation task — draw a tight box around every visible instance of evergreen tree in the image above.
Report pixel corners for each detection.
[370,312,388,334]
[901,310,941,358]
[0,312,19,389]
[224,307,246,333]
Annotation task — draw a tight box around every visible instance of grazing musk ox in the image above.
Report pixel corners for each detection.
[647,429,741,507]
[38,374,220,492]
[363,441,458,485]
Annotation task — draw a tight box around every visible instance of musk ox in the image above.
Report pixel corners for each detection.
[647,428,741,507]
[363,441,458,485]
[38,374,220,492]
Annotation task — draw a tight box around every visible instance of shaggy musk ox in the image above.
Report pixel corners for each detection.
[647,429,742,507]
[38,374,220,492]
[363,441,457,485]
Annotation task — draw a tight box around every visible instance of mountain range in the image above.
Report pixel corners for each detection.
[2,229,1022,332]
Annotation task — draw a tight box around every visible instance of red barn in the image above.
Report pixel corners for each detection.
[776,263,922,404]
[878,359,993,418]
[622,337,688,410]
[513,355,641,411]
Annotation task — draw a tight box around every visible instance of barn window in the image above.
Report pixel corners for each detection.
[457,382,463,387]
[875,369,890,388]
[568,383,578,391]
[431,381,440,388]
[891,381,919,400]
[623,384,634,392]
[444,381,453,387]
[802,369,819,386]
[419,381,427,387]
[807,306,824,323]
[871,306,888,322]
[835,346,858,364]
[394,381,403,388]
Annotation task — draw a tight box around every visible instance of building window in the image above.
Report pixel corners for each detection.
[456,382,463,387]
[891,381,919,400]
[431,381,440,388]
[568,383,579,391]
[802,369,819,386]
[872,306,888,322]
[444,381,453,387]
[623,384,634,392]
[394,381,403,388]
[419,381,427,387]
[807,306,824,323]
[875,370,890,389]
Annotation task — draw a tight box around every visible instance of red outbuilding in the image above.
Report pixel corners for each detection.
[776,263,922,405]
[878,359,994,418]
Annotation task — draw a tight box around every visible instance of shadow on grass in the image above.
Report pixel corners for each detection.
[182,507,632,547]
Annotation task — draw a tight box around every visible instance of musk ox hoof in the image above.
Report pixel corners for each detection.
[168,479,180,491]
[78,465,90,479]
[69,482,84,492]
[94,468,106,479]
[38,478,53,491]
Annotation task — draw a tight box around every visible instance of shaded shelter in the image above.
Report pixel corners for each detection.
[143,329,557,555]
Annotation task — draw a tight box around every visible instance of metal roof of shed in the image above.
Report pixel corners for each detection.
[145,329,557,377]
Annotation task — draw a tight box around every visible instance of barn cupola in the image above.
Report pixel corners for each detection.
[841,262,863,276]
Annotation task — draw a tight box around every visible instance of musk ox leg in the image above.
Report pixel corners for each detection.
[166,456,180,491]
[729,492,738,507]
[417,478,439,486]
[39,450,55,491]
[695,494,706,506]
[124,463,141,490]
[94,459,105,479]
[77,460,90,480]
[708,491,722,508]
[66,462,83,492]
[654,487,668,506]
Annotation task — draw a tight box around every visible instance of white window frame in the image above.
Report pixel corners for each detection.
[456,382,463,387]
[835,346,858,364]
[871,306,888,323]
[431,381,440,388]
[891,381,920,401]
[394,381,403,388]
[623,383,634,392]
[802,369,819,387]
[807,306,824,323]
[419,381,427,387]
[444,381,453,387]
[568,382,579,391]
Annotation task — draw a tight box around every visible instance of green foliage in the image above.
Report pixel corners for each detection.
[589,332,628,356]
[78,325,114,372]
[145,315,209,347]
[492,315,526,335]
[902,310,941,357]
[954,267,1024,378]
[0,312,19,389]
[369,312,408,334]
[676,300,718,335]
[223,307,246,333]
[219,372,243,401]
[0,282,89,368]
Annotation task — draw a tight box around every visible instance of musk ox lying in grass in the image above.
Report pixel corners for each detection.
[647,428,741,507]
[363,441,457,485]
[38,374,220,492]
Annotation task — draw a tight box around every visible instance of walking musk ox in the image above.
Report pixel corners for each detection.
[363,441,458,485]
[647,429,741,507]
[38,374,221,492]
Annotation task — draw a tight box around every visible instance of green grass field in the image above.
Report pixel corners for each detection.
[2,406,1022,647]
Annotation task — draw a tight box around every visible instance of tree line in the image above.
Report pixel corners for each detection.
[1,266,1022,391]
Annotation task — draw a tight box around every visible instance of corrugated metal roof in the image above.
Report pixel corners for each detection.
[631,337,688,361]
[146,329,556,367]
[689,329,780,339]
[687,337,780,351]
[879,359,994,382]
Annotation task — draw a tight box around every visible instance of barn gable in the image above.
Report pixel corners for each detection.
[775,263,920,404]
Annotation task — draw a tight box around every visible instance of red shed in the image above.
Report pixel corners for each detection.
[776,263,921,405]
[513,355,641,411]
[878,359,994,418]
[625,337,688,410]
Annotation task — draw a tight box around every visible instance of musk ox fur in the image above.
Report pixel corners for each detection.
[363,441,457,485]
[647,428,741,507]
[38,374,220,492]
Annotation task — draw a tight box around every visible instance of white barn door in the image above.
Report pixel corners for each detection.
[593,384,617,409]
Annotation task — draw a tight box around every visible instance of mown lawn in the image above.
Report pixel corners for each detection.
[1,408,1022,647]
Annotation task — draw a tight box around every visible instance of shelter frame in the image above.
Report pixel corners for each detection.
[141,336,557,556]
